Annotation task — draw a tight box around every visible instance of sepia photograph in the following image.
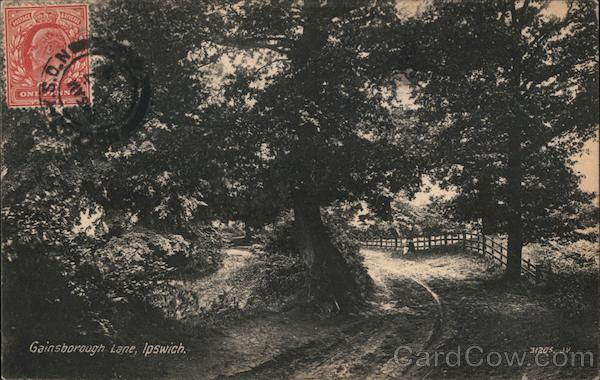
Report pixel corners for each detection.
[1,0,598,378]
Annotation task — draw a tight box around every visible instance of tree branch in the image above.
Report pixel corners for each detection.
[253,58,290,75]
[215,36,292,55]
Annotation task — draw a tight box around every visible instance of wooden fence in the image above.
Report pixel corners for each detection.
[359,232,541,281]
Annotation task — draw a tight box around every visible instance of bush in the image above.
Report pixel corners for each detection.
[322,209,373,300]
[252,214,307,299]
[2,241,97,362]
[258,214,299,257]
[532,240,598,320]
[246,251,307,301]
[1,117,225,375]
[2,225,224,351]
[86,227,222,299]
[254,209,373,306]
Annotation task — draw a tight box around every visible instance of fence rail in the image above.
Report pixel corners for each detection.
[359,232,542,281]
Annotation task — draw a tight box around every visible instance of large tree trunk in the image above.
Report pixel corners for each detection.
[505,123,523,280]
[292,189,362,311]
[285,0,368,310]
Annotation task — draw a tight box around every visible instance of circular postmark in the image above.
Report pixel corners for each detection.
[38,37,151,145]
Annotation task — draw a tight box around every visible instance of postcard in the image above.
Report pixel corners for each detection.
[2,1,598,379]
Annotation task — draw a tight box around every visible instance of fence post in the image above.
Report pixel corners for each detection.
[534,265,542,283]
[394,236,398,251]
[444,233,448,246]
[428,236,432,249]
[462,231,466,251]
[379,237,382,248]
[482,235,486,256]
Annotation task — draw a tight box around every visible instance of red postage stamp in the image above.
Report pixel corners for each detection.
[3,4,89,108]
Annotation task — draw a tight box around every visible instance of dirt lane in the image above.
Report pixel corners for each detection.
[214,248,450,379]
[134,248,597,379]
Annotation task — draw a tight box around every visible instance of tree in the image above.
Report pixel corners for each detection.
[0,0,230,348]
[3,0,425,311]
[406,0,599,280]
[191,0,426,308]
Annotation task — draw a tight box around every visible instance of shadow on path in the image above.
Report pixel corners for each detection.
[115,248,597,379]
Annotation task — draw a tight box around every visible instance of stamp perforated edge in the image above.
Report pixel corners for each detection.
[1,2,90,109]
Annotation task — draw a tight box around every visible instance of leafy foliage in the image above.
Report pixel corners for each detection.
[92,228,223,284]
[249,253,307,302]
[1,0,228,349]
[531,240,599,319]
[256,213,300,257]
[405,0,598,246]
[255,209,373,304]
[355,196,462,238]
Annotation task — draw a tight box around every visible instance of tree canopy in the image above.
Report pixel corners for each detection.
[404,0,599,277]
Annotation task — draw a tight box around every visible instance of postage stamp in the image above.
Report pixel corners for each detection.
[3,4,90,108]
